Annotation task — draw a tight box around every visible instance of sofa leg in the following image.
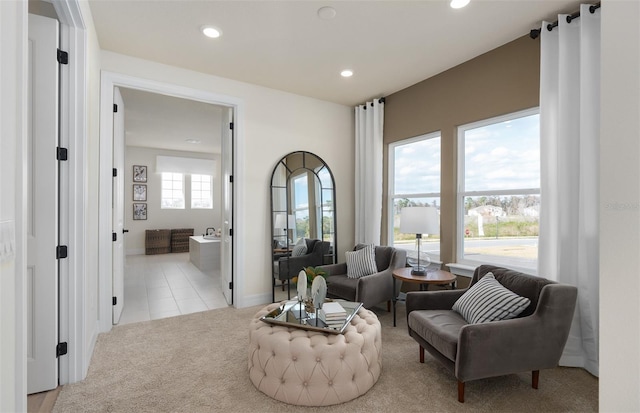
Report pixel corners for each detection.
[419,346,424,363]
[457,381,465,403]
[532,370,539,389]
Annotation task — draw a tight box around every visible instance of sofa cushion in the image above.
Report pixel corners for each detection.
[326,275,358,302]
[453,273,531,324]
[345,244,377,278]
[408,310,466,361]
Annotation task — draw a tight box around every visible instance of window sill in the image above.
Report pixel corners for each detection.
[445,263,476,278]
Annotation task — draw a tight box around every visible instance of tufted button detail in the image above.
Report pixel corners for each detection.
[249,304,381,406]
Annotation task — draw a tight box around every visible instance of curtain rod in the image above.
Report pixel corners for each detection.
[360,97,385,109]
[529,2,600,39]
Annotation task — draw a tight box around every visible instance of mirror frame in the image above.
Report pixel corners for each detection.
[270,151,337,302]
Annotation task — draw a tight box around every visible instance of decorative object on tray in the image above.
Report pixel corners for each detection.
[259,300,362,334]
[311,275,327,311]
[322,301,347,328]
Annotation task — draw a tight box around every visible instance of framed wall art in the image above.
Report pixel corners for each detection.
[133,203,147,220]
[133,184,147,201]
[133,165,147,182]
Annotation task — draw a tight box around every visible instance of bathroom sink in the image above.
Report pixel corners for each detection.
[203,235,220,240]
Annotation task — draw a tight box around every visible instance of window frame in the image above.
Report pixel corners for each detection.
[456,107,540,272]
[160,172,185,209]
[190,174,213,209]
[388,131,442,262]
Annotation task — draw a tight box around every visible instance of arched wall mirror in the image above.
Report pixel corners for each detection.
[270,151,337,302]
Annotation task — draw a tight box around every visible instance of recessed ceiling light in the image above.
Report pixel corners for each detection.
[340,70,353,78]
[185,138,201,144]
[318,6,337,20]
[201,25,222,38]
[450,0,470,9]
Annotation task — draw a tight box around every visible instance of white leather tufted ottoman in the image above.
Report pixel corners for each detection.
[248,302,382,406]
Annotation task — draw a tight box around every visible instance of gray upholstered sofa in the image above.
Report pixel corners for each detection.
[320,244,407,310]
[406,264,577,402]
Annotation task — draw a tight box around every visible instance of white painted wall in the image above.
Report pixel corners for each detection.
[600,1,640,411]
[0,2,27,411]
[100,51,355,305]
[124,147,221,255]
[78,0,102,381]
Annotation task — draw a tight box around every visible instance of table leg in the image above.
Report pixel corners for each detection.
[392,278,397,327]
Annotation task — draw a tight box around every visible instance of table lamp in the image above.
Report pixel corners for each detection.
[399,206,439,275]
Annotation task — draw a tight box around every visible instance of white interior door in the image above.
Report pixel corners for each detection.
[27,13,59,394]
[220,108,234,303]
[112,87,125,323]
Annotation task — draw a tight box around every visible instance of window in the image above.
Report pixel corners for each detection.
[191,174,213,209]
[291,173,309,240]
[161,172,184,209]
[458,108,540,271]
[388,132,441,261]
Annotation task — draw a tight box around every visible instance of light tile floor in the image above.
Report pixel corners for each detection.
[118,252,229,325]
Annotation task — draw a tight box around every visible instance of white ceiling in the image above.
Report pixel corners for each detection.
[91,0,583,153]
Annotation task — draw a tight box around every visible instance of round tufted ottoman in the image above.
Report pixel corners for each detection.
[248,302,382,406]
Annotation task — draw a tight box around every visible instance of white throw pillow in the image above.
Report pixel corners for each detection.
[345,244,378,279]
[452,273,531,324]
[291,244,307,257]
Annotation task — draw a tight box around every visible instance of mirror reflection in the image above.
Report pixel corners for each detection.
[271,151,337,302]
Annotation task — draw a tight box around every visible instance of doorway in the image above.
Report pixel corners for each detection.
[98,72,242,333]
[116,87,229,324]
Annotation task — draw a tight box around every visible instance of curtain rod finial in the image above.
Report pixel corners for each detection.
[529,29,541,39]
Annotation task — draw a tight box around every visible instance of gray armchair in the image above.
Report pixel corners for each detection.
[274,239,330,293]
[320,244,407,310]
[406,265,577,403]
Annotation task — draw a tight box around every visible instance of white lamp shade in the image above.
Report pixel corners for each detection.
[399,207,439,235]
[274,213,296,230]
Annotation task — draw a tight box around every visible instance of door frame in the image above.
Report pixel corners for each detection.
[97,72,245,333]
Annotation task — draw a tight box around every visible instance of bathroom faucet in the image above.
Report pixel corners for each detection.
[205,227,215,236]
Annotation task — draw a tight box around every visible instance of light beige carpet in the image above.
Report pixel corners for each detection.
[53,303,597,413]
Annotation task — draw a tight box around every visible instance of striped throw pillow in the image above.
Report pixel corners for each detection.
[345,244,378,278]
[452,273,531,324]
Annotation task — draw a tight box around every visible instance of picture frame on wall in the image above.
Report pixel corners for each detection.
[133,165,147,182]
[133,203,147,220]
[133,184,147,201]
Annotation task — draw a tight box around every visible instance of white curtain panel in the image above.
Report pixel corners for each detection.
[538,4,600,377]
[355,99,384,245]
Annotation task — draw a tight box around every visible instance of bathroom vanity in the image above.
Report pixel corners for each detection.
[189,235,221,271]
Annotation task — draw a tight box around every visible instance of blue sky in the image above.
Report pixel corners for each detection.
[393,113,540,195]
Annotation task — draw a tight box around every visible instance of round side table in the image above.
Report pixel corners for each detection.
[392,267,457,326]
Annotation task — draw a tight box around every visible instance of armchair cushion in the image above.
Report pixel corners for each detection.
[345,244,377,278]
[452,273,531,324]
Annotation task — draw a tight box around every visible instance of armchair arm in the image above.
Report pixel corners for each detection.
[318,262,347,277]
[279,254,321,279]
[355,268,394,308]
[406,289,466,314]
[455,283,578,383]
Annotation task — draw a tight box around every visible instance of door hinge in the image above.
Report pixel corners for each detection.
[56,245,68,259]
[228,282,233,290]
[112,296,117,306]
[229,122,234,130]
[229,175,233,183]
[112,232,117,242]
[113,103,118,113]
[56,342,68,357]
[112,168,117,177]
[57,49,68,65]
[56,147,68,161]
[229,228,233,236]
